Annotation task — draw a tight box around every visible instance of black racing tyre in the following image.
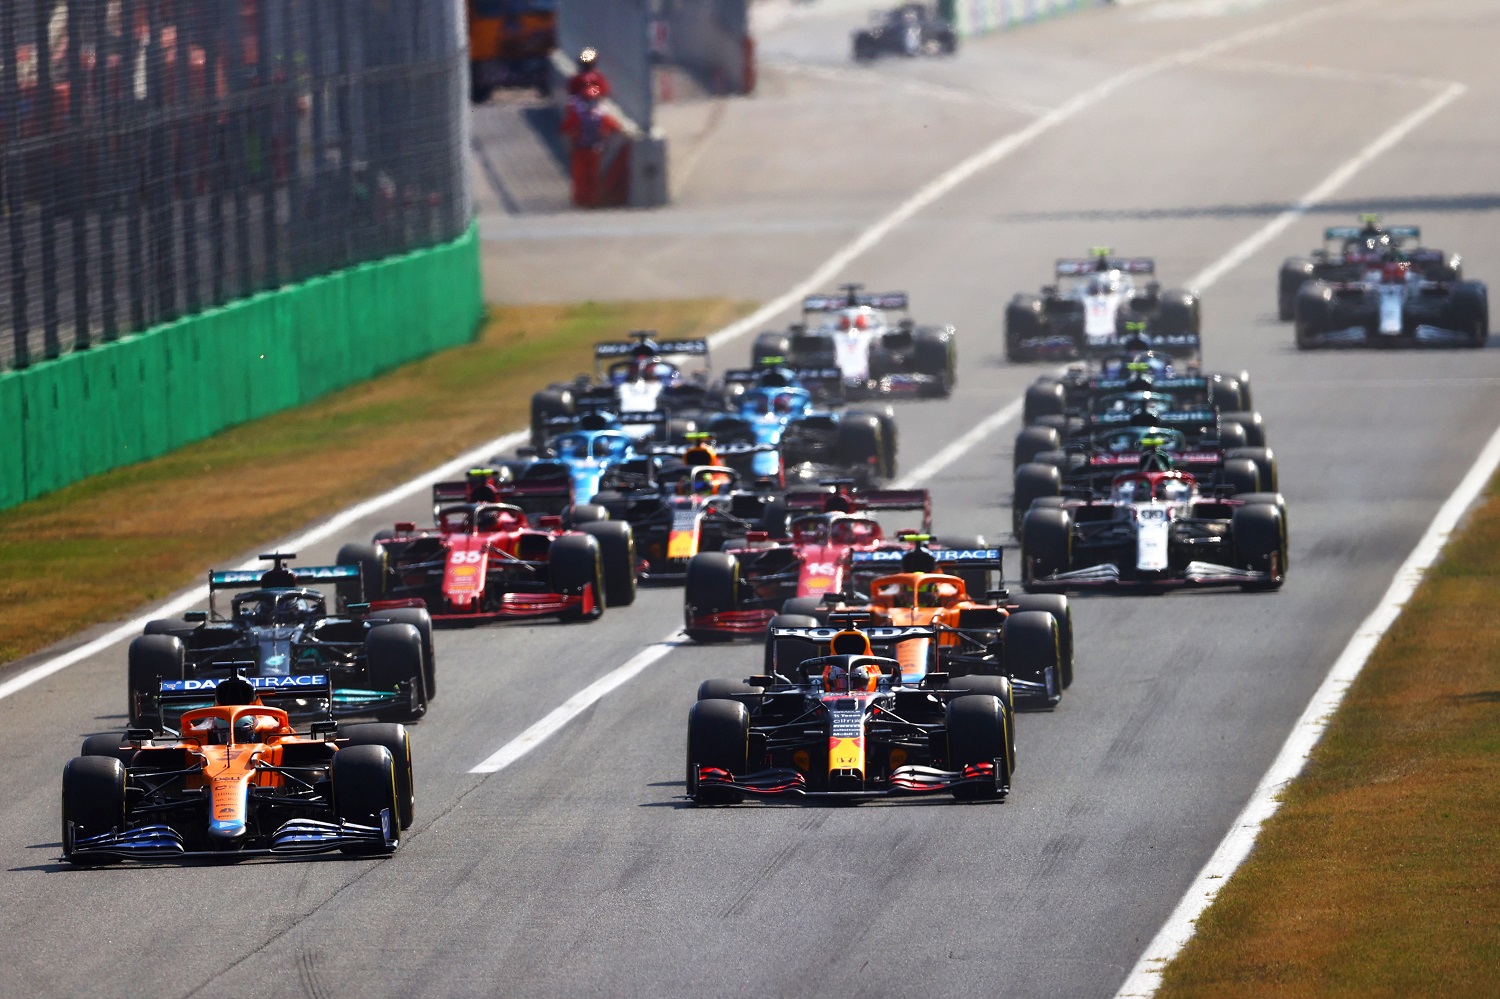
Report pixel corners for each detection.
[1217,421,1248,452]
[759,498,791,539]
[1021,507,1072,592]
[336,542,387,604]
[1447,281,1489,347]
[1226,446,1278,492]
[127,634,184,729]
[684,552,740,642]
[752,331,792,366]
[366,623,427,721]
[935,534,991,597]
[835,414,885,474]
[1209,372,1252,412]
[1002,610,1061,708]
[764,612,821,675]
[1220,411,1267,447]
[943,674,1016,767]
[1278,258,1315,321]
[696,678,763,701]
[1232,502,1287,591]
[369,607,436,700]
[1010,594,1074,690]
[563,503,610,529]
[686,699,750,804]
[372,528,396,543]
[1221,458,1261,496]
[1005,296,1046,363]
[946,695,1010,801]
[332,745,399,852]
[1294,281,1334,350]
[80,733,135,765]
[1013,462,1063,534]
[61,755,127,863]
[530,388,575,446]
[1024,380,1067,422]
[548,534,605,619]
[341,723,415,830]
[1433,252,1463,283]
[142,618,197,640]
[913,330,956,398]
[852,33,877,61]
[1014,425,1062,469]
[1156,289,1201,341]
[779,598,823,618]
[1235,491,1287,517]
[867,406,900,479]
[578,521,637,608]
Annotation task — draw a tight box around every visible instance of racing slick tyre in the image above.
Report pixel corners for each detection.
[935,534,992,598]
[1278,258,1316,321]
[946,695,1011,801]
[764,613,821,675]
[1220,411,1267,448]
[913,330,956,398]
[1005,296,1046,362]
[549,534,605,620]
[332,745,400,854]
[142,618,198,640]
[852,33,877,61]
[336,542,388,605]
[530,388,575,447]
[835,414,885,478]
[1156,289,1201,338]
[1294,282,1335,350]
[1023,380,1067,422]
[1232,502,1287,591]
[367,624,428,721]
[1021,508,1073,593]
[868,406,900,479]
[342,723,415,830]
[1433,252,1463,283]
[1448,281,1490,347]
[697,678,764,700]
[127,634,184,728]
[80,733,135,765]
[1209,371,1254,412]
[752,331,792,367]
[1013,462,1063,534]
[686,699,750,804]
[61,755,127,864]
[1011,594,1074,690]
[1002,610,1062,709]
[1216,421,1248,451]
[563,504,610,529]
[369,607,436,700]
[1226,446,1278,492]
[578,520,637,608]
[759,498,791,539]
[780,598,824,618]
[684,553,740,643]
[943,675,1016,766]
[1221,458,1261,497]
[1014,426,1062,469]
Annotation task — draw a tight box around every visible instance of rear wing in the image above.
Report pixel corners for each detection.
[851,547,1004,571]
[1092,375,1209,393]
[159,674,333,702]
[802,291,908,312]
[1325,224,1420,242]
[1084,449,1223,468]
[208,565,359,591]
[1055,257,1154,277]
[785,487,933,532]
[593,338,709,360]
[770,625,937,645]
[1091,409,1217,432]
[722,366,843,386]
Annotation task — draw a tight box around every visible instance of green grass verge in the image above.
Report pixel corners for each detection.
[0,299,753,666]
[1155,474,1500,998]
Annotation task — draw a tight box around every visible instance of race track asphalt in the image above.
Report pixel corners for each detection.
[3,2,1500,996]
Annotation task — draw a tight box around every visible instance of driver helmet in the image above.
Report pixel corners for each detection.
[189,716,232,745]
[822,660,850,692]
[839,312,869,332]
[1139,449,1175,473]
[773,393,795,415]
[851,661,884,692]
[1159,478,1192,502]
[1382,260,1411,284]
[233,714,262,745]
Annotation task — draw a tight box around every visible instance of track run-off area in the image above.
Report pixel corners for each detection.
[4,2,1500,997]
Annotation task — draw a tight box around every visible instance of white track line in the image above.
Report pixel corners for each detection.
[462,0,1362,776]
[1115,420,1500,997]
[0,430,526,703]
[1113,77,1472,999]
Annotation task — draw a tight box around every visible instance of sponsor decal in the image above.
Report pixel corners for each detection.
[828,736,863,770]
[210,565,358,587]
[451,565,478,578]
[772,626,934,641]
[160,675,329,693]
[830,711,863,740]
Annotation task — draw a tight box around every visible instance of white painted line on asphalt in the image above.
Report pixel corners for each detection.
[0,430,527,704]
[462,0,1359,776]
[1115,418,1500,997]
[470,638,683,774]
[1188,79,1467,292]
[1115,80,1475,999]
[706,0,1349,353]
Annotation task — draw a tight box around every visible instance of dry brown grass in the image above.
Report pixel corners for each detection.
[1156,478,1500,998]
[0,299,752,665]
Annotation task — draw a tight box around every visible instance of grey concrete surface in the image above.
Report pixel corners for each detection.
[3,1,1500,997]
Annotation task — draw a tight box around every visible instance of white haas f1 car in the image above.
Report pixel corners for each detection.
[1020,454,1287,592]
[1294,257,1488,349]
[752,284,955,399]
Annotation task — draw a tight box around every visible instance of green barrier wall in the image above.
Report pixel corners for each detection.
[0,223,482,510]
